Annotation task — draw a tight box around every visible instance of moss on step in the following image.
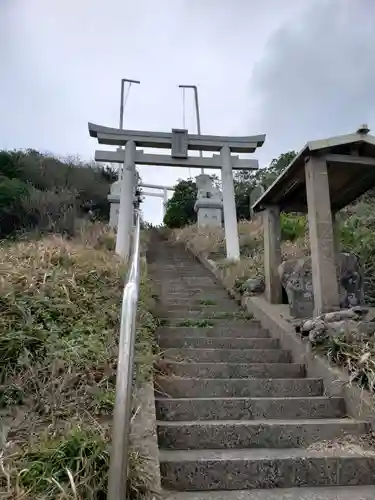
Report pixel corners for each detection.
[198,298,217,306]
[175,319,215,328]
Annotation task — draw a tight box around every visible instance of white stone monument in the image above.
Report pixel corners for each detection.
[194,174,223,228]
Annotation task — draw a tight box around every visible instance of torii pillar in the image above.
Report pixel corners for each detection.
[116,141,135,259]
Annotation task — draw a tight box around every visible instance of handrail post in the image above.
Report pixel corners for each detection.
[107,210,141,500]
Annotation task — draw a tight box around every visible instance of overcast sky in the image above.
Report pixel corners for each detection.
[1,0,374,224]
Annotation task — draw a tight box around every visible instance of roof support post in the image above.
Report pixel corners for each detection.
[305,155,340,315]
[263,205,282,303]
[331,212,341,259]
[162,188,168,219]
[116,140,136,260]
[221,145,240,260]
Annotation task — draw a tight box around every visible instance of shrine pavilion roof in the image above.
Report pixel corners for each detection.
[252,126,375,214]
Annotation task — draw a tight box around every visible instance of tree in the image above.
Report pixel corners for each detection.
[163,179,197,228]
[162,151,298,228]
[234,150,297,220]
[254,151,297,189]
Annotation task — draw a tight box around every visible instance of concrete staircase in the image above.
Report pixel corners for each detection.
[148,237,375,498]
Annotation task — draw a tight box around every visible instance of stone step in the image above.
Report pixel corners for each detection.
[164,347,291,363]
[155,377,323,398]
[162,299,236,307]
[159,290,227,298]
[163,310,247,319]
[155,281,219,287]
[164,292,231,300]
[157,361,304,379]
[160,295,231,303]
[156,282,223,288]
[163,319,257,328]
[157,276,214,281]
[154,278,214,283]
[156,267,201,271]
[153,271,213,276]
[158,337,279,350]
[159,448,375,490]
[155,396,346,421]
[152,263,202,268]
[163,298,239,314]
[163,485,375,500]
[157,326,269,338]
[162,348,290,363]
[157,418,368,450]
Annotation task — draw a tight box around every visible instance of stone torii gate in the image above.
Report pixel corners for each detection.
[108,181,174,228]
[142,190,168,215]
[141,183,174,215]
[89,123,265,260]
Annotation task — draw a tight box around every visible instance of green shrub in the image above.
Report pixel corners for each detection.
[0,149,116,238]
[164,179,197,228]
[0,176,30,237]
[339,205,375,304]
[281,213,306,242]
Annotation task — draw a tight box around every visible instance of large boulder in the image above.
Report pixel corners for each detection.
[278,252,364,318]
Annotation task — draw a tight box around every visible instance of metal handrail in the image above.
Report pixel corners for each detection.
[107,210,141,500]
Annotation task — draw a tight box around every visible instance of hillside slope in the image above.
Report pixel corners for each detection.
[0,224,158,499]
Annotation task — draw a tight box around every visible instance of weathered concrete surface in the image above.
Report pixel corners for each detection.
[130,382,161,496]
[155,396,346,422]
[263,205,282,304]
[158,336,278,350]
[155,376,323,398]
[157,418,368,450]
[157,360,304,379]
[305,155,340,316]
[163,347,290,363]
[163,486,375,500]
[160,448,375,490]
[157,325,269,338]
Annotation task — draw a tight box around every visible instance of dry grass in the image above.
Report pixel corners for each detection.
[173,219,308,291]
[0,223,158,499]
[313,327,375,396]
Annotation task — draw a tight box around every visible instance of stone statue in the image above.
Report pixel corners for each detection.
[108,180,121,228]
[194,174,223,228]
[249,184,265,218]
